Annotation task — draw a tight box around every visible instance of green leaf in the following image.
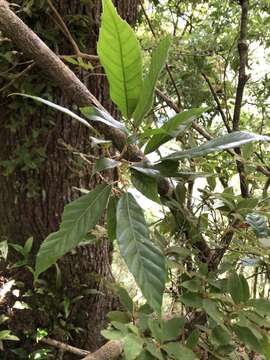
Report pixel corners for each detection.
[101,329,123,340]
[145,107,208,154]
[12,93,97,132]
[123,334,144,360]
[0,240,8,260]
[148,319,163,342]
[107,196,118,241]
[115,286,134,313]
[181,278,202,292]
[35,183,112,277]
[107,311,131,323]
[162,343,197,360]
[131,160,179,179]
[131,170,160,203]
[202,299,223,325]
[261,336,270,359]
[163,131,270,160]
[80,106,128,133]
[228,272,250,304]
[133,36,171,126]
[233,325,263,353]
[186,329,200,350]
[97,0,142,118]
[211,326,231,346]
[24,237,33,254]
[92,157,120,176]
[180,292,202,308]
[146,340,164,360]
[162,317,186,341]
[116,193,166,313]
[0,330,19,341]
[249,299,270,314]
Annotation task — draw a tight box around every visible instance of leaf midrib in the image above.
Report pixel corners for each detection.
[109,6,129,118]
[63,184,110,234]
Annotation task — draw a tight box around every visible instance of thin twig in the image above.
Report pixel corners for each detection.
[47,0,80,55]
[0,62,34,92]
[201,72,231,132]
[59,54,99,61]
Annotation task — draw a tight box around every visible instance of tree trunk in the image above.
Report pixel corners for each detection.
[0,0,138,355]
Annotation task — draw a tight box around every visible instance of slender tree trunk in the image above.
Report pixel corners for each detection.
[0,0,138,355]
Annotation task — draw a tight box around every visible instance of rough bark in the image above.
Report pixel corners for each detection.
[0,0,138,355]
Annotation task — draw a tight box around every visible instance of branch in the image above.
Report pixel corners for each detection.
[233,0,249,131]
[82,340,123,360]
[41,337,90,357]
[233,0,250,198]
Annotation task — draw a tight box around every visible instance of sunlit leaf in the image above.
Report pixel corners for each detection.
[97,0,142,118]
[133,36,171,126]
[145,107,208,154]
[163,131,270,160]
[80,106,128,133]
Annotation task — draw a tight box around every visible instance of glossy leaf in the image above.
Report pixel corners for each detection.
[12,93,97,132]
[35,184,112,277]
[92,157,120,176]
[131,170,160,203]
[97,0,142,118]
[80,106,128,133]
[164,131,270,160]
[116,193,165,313]
[145,107,208,154]
[133,36,171,126]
